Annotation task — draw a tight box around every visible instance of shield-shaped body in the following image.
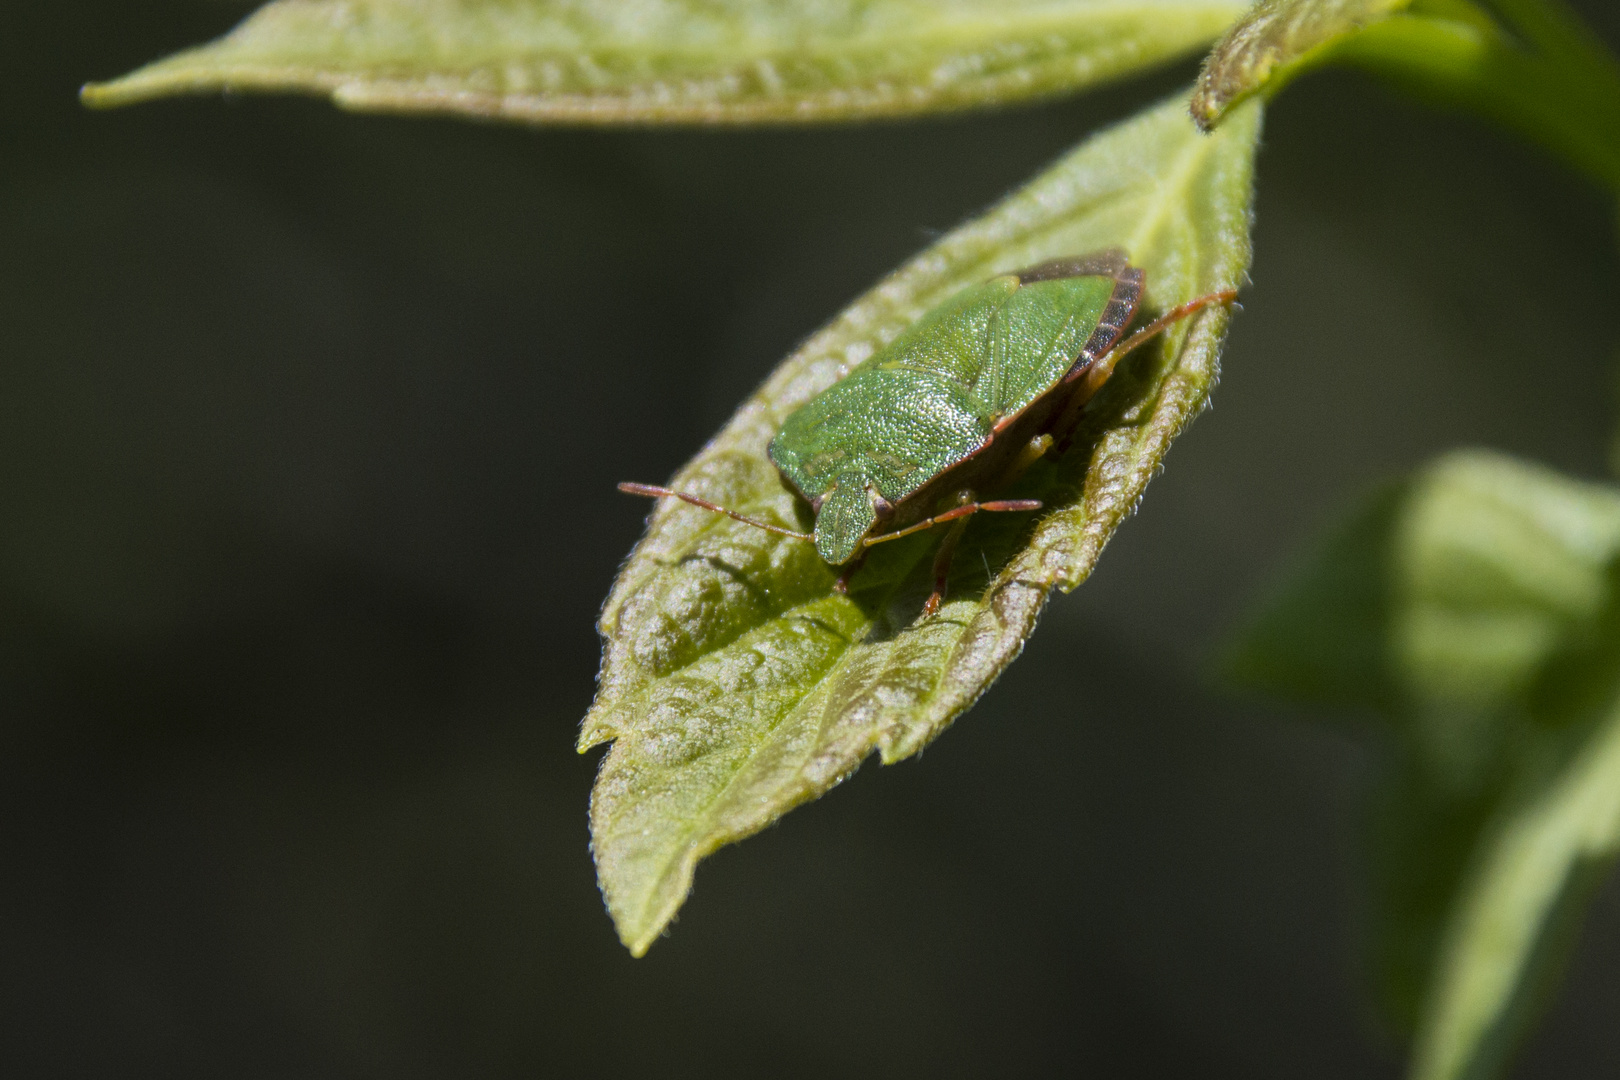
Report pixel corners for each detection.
[768,249,1142,564]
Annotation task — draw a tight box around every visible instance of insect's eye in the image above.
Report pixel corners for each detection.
[868,488,895,520]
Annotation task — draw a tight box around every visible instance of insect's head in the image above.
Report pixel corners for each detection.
[813,472,876,565]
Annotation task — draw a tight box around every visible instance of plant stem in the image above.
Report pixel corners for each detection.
[1483,0,1620,89]
[1330,0,1620,195]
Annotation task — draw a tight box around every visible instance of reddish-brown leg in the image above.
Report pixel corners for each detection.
[855,493,1045,616]
[1051,288,1238,453]
[922,516,972,617]
[861,497,1042,549]
[832,550,868,595]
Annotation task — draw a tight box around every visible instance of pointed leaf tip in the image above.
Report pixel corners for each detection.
[1192,0,1410,130]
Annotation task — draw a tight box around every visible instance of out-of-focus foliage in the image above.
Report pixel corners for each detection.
[1228,450,1620,1080]
[83,0,1245,124]
[582,94,1260,955]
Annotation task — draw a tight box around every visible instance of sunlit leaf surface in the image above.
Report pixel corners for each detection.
[83,0,1246,124]
[1191,0,1408,129]
[582,93,1261,955]
[1228,450,1620,1080]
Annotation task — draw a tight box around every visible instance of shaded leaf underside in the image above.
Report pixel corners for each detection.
[583,93,1261,955]
[84,0,1246,123]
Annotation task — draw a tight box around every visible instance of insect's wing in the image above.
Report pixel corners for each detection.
[876,276,1019,388]
[1012,248,1130,284]
[772,367,989,503]
[976,273,1119,419]
[771,276,1018,501]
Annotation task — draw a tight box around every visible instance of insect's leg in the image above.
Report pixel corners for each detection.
[831,550,868,595]
[860,498,1043,548]
[618,482,812,541]
[1051,287,1239,452]
[1078,288,1240,400]
[858,493,1042,616]
[922,515,972,618]
[1049,402,1087,457]
[997,433,1055,487]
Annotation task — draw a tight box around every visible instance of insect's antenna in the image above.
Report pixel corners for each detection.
[618,482,813,541]
[1074,288,1239,400]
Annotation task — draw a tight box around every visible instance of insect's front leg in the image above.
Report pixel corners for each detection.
[923,513,972,618]
[831,550,868,595]
[919,489,978,617]
[1051,288,1239,453]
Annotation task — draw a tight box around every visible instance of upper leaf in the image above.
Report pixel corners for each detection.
[83,0,1247,124]
[1227,450,1620,1080]
[583,92,1261,955]
[1191,0,1410,130]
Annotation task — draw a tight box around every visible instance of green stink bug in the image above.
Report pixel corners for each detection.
[622,249,1237,615]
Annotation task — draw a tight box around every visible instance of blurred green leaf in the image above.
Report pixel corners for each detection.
[83,0,1247,124]
[1415,663,1620,1080]
[583,93,1261,955]
[1191,0,1410,130]
[1227,449,1620,1080]
[1230,451,1620,719]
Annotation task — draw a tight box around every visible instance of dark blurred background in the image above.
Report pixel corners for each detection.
[4,2,1620,1076]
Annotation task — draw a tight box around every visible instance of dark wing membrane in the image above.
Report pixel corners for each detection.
[1064,265,1141,384]
[1012,247,1129,285]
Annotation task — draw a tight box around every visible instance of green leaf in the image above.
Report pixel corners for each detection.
[1226,450,1620,1080]
[82,0,1247,124]
[1229,451,1620,721]
[1415,672,1620,1080]
[581,92,1261,955]
[1191,0,1410,130]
